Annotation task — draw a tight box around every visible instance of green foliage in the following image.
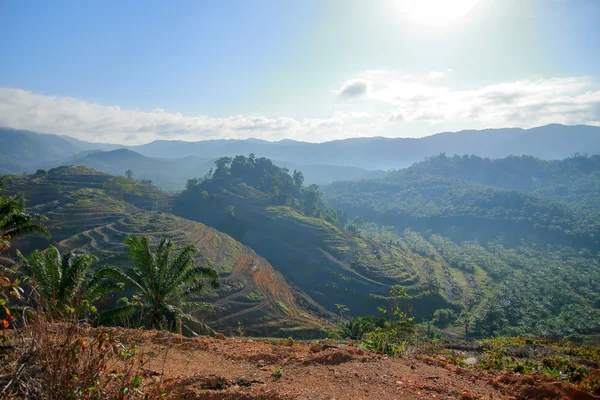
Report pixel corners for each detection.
[542,356,588,383]
[6,246,120,319]
[431,308,458,329]
[271,366,283,379]
[179,154,339,224]
[336,315,386,340]
[400,153,600,219]
[96,235,220,335]
[0,186,49,250]
[362,285,414,355]
[363,324,407,356]
[103,176,142,197]
[323,154,600,251]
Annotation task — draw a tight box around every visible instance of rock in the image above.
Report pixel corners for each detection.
[464,357,477,366]
[310,344,323,353]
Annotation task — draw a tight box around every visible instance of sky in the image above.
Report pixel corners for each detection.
[1,0,599,144]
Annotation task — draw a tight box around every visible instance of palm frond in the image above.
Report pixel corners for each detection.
[94,265,144,293]
[179,301,213,312]
[99,304,137,324]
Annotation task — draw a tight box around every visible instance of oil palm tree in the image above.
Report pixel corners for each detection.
[4,246,122,318]
[0,184,49,253]
[96,235,220,335]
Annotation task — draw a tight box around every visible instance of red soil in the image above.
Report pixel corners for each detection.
[134,332,597,400]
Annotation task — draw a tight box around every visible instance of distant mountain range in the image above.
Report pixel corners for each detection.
[1,124,599,190]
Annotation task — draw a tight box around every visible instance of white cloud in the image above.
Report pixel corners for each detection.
[0,88,377,144]
[335,71,600,128]
[1,70,599,144]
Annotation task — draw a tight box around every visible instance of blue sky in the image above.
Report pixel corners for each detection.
[1,0,599,144]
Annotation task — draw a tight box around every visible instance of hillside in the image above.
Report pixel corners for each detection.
[323,175,600,250]
[172,156,504,324]
[61,149,385,191]
[4,157,600,339]
[396,154,600,218]
[3,166,330,336]
[322,155,600,337]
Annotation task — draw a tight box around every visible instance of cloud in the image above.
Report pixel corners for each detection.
[1,70,599,144]
[336,79,369,98]
[336,71,600,128]
[0,89,378,144]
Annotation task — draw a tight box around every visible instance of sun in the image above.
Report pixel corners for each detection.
[396,0,481,27]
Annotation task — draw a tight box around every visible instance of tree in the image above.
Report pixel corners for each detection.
[0,182,49,253]
[96,235,220,335]
[5,246,120,318]
[125,169,134,180]
[459,310,473,336]
[293,170,304,190]
[214,157,232,178]
[431,308,457,329]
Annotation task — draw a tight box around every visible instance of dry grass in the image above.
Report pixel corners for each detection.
[0,311,168,399]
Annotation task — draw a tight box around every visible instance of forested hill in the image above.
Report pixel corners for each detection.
[321,154,600,337]
[322,154,600,251]
[394,154,600,217]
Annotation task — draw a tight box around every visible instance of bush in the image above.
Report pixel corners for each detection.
[363,323,407,356]
[431,308,458,329]
[0,310,165,399]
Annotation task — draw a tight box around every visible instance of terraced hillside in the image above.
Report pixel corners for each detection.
[3,167,331,336]
[173,165,484,320]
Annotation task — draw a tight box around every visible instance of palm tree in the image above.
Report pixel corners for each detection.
[0,186,49,252]
[97,235,220,335]
[4,246,121,318]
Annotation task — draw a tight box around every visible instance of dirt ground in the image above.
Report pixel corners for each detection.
[134,331,597,400]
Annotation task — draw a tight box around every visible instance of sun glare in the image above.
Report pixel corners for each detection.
[396,0,481,27]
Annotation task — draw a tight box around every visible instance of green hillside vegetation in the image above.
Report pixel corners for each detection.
[3,156,600,340]
[322,155,600,338]
[2,166,328,336]
[173,155,498,322]
[397,154,600,218]
[323,169,600,251]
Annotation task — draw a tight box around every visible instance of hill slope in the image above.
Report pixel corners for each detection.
[322,155,600,337]
[4,167,330,336]
[172,156,493,320]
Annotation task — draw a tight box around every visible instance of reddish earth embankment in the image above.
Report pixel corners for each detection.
[136,332,597,400]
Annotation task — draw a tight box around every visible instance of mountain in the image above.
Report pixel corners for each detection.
[3,124,600,177]
[62,149,214,192]
[0,127,82,172]
[129,124,600,170]
[3,166,330,336]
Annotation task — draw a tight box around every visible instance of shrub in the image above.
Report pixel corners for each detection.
[0,308,164,399]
